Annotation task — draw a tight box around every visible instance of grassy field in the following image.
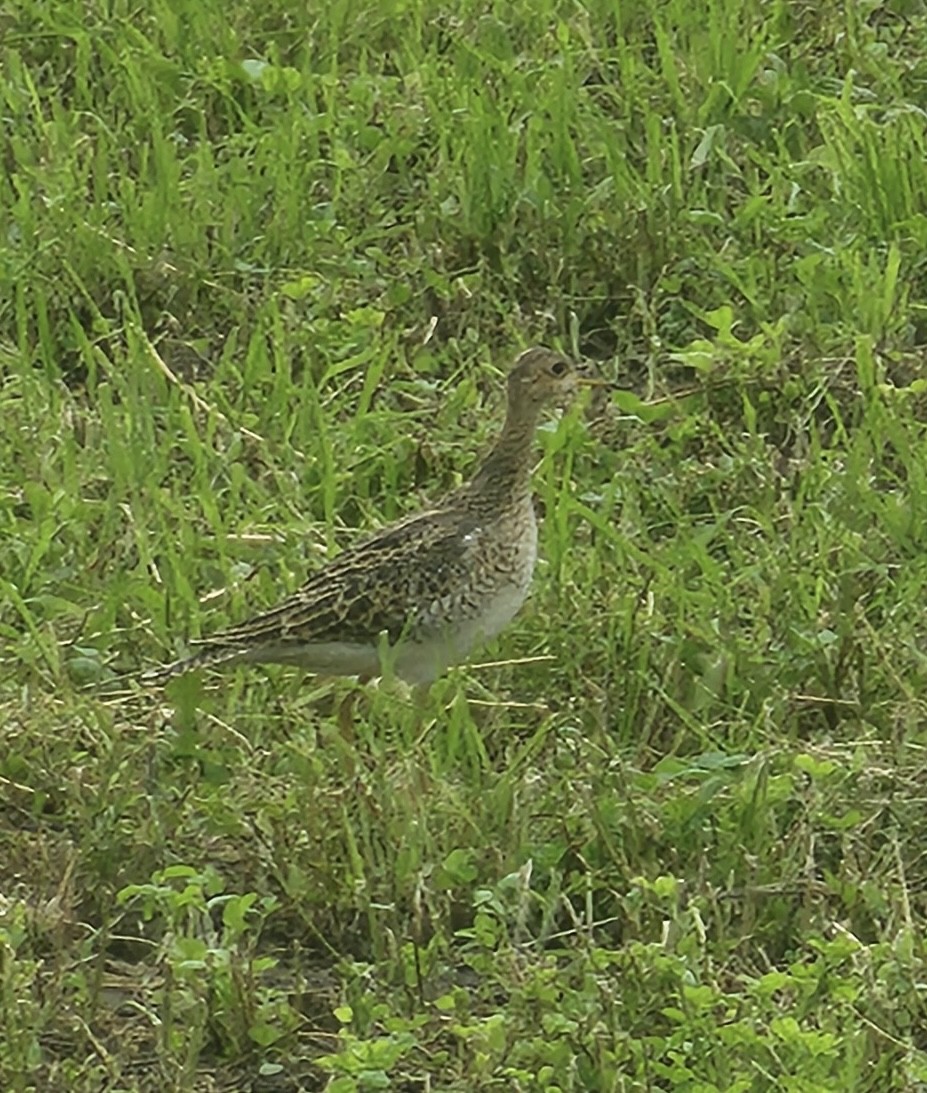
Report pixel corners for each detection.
[4,0,927,1088]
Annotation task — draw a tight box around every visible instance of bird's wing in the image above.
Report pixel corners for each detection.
[191,507,485,650]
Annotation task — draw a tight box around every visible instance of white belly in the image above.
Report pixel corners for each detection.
[459,581,531,645]
[395,585,530,685]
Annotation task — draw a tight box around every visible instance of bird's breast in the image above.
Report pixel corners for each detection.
[426,503,538,638]
[394,502,539,683]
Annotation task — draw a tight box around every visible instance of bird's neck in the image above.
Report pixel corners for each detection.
[466,400,541,511]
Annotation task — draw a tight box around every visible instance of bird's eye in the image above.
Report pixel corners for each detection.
[550,360,569,376]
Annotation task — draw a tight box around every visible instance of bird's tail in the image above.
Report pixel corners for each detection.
[139,644,246,685]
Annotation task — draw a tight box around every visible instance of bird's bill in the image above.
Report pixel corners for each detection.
[575,367,614,388]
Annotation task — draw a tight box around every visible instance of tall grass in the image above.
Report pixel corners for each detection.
[3,0,927,1088]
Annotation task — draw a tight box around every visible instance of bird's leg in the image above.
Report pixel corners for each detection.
[337,675,371,738]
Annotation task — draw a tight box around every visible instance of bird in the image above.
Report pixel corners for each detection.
[144,346,602,687]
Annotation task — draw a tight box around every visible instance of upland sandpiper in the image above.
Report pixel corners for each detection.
[145,347,599,686]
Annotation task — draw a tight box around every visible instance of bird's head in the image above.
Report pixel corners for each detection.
[506,346,606,411]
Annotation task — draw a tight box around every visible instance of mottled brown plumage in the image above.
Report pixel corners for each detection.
[145,346,596,685]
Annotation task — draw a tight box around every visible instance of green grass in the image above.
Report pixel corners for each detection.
[4,0,927,1088]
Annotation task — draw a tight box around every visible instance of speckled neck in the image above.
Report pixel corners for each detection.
[463,394,541,514]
